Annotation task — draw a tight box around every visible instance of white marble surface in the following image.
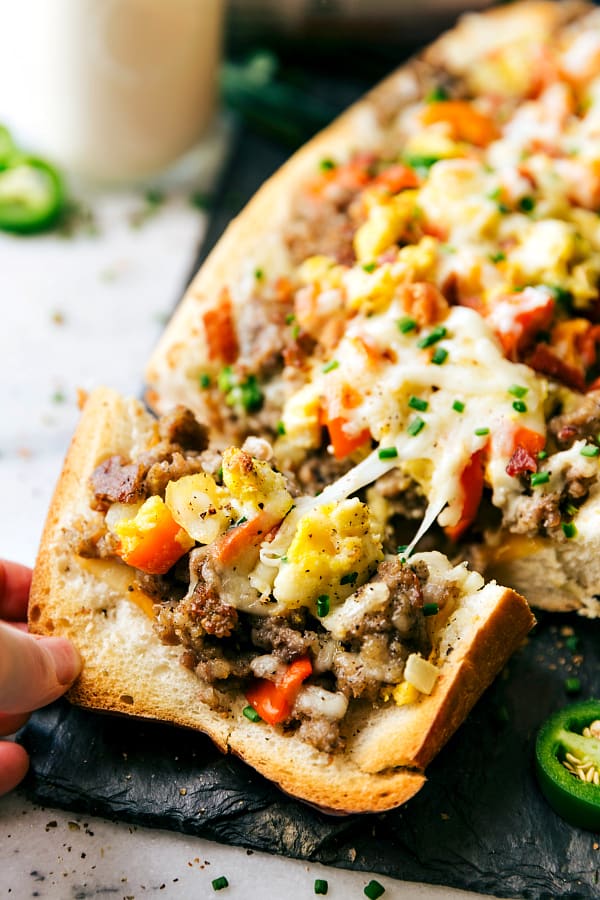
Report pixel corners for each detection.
[0,129,484,900]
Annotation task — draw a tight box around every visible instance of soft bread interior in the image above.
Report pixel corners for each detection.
[30,388,534,813]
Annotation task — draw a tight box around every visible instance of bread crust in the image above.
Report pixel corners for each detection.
[30,388,534,813]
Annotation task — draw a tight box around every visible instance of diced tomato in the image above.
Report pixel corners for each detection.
[486,289,555,361]
[373,164,420,194]
[202,289,239,364]
[445,448,486,542]
[213,512,277,566]
[308,153,375,198]
[420,100,498,147]
[325,416,371,459]
[245,657,313,725]
[115,497,194,575]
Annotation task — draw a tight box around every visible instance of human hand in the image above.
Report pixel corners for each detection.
[0,560,81,795]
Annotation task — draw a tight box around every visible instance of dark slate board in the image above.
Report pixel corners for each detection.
[18,60,600,900]
[19,613,600,899]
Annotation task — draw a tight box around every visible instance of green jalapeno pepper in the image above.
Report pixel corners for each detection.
[535,699,600,831]
[0,155,64,234]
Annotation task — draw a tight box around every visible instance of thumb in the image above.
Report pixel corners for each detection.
[0,622,81,714]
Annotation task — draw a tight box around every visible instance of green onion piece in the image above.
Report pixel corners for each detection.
[397,315,417,334]
[452,400,465,413]
[531,471,550,486]
[581,444,600,457]
[404,154,440,172]
[489,251,506,263]
[426,85,449,103]
[285,313,296,325]
[236,516,248,526]
[242,706,261,723]
[397,544,408,555]
[320,158,336,171]
[362,261,377,273]
[218,365,235,393]
[364,880,386,899]
[254,267,264,280]
[431,347,448,365]
[407,416,425,436]
[537,450,548,460]
[474,427,490,436]
[564,677,581,694]
[280,555,288,564]
[211,876,229,891]
[508,384,528,398]
[408,396,428,412]
[423,602,439,617]
[545,284,573,311]
[417,325,447,348]
[322,360,339,373]
[562,521,577,539]
[314,879,329,895]
[565,635,580,653]
[519,195,535,212]
[340,571,358,586]
[276,420,286,436]
[238,375,263,413]
[512,400,528,413]
[378,446,398,460]
[199,373,211,389]
[292,324,300,340]
[316,595,330,617]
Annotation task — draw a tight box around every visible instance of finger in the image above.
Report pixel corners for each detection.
[0,623,81,714]
[0,560,32,622]
[0,711,30,736]
[0,742,29,796]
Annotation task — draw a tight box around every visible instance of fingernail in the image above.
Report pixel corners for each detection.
[42,638,82,685]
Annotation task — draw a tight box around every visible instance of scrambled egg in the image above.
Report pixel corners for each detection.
[272,497,383,610]
[222,447,293,522]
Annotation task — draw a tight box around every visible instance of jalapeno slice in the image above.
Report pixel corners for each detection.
[0,155,64,233]
[535,699,600,830]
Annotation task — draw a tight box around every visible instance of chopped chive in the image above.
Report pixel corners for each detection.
[562,521,577,539]
[408,396,428,412]
[378,446,398,459]
[452,400,465,413]
[417,325,447,348]
[489,251,506,263]
[319,158,336,171]
[564,677,581,694]
[474,427,490,436]
[364,881,386,899]
[565,635,580,653]
[407,416,426,436]
[199,373,211,389]
[280,555,288,564]
[340,571,358,586]
[235,516,248,526]
[254,267,264,280]
[531,471,550,486]
[314,879,329,895]
[211,876,229,891]
[512,400,527,413]
[423,602,439,616]
[508,384,528,398]
[519,195,535,212]
[362,261,377,273]
[537,450,548,460]
[276,420,286,436]
[322,360,339,373]
[397,544,408,555]
[292,324,300,340]
[431,346,448,365]
[565,503,578,517]
[581,444,600,457]
[316,595,330,617]
[426,85,449,103]
[285,313,296,325]
[397,315,417,334]
[545,284,573,309]
[404,154,440,172]
[242,706,261,723]
[218,365,235,393]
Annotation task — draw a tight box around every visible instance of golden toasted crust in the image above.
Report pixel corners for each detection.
[30,388,533,813]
